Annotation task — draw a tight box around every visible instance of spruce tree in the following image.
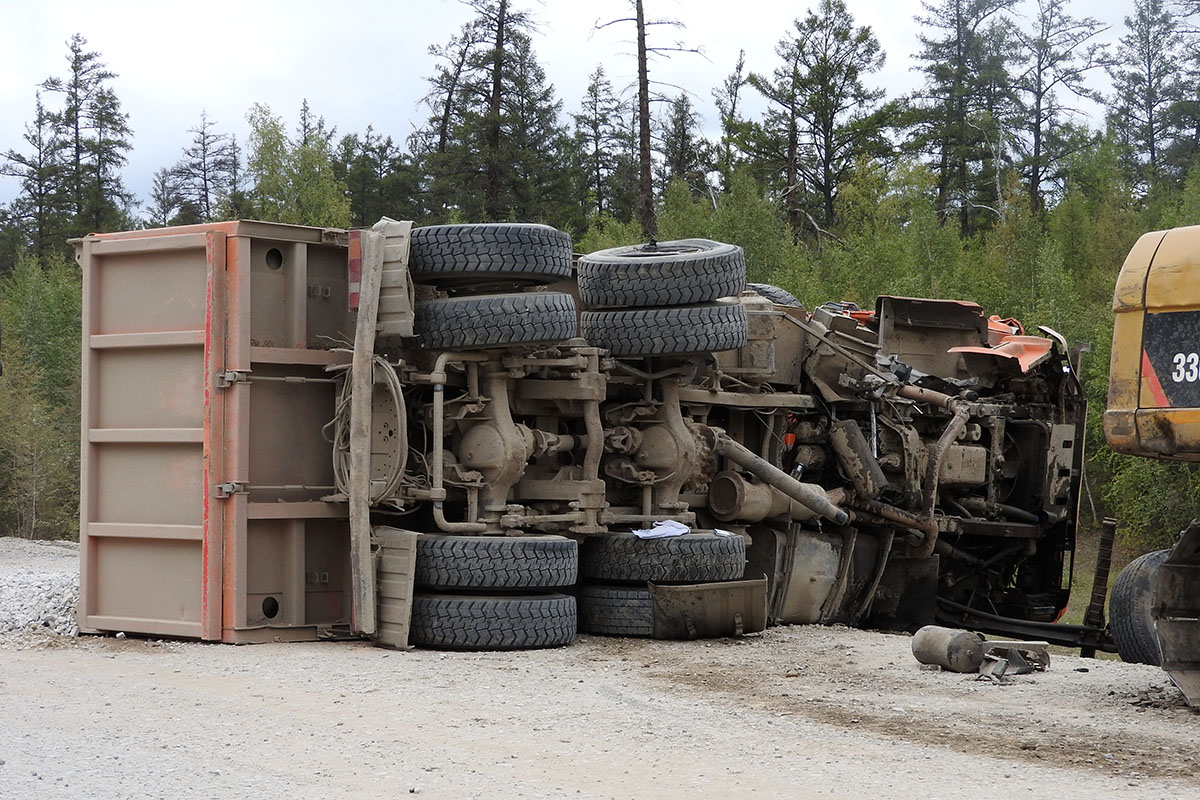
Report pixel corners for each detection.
[0,93,69,262]
[1107,0,1186,186]
[41,34,133,235]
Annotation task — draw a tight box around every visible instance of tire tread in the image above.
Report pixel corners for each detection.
[579,302,747,357]
[578,585,653,637]
[580,532,746,582]
[410,593,577,650]
[415,535,578,589]
[1111,548,1170,665]
[410,223,572,283]
[415,292,576,349]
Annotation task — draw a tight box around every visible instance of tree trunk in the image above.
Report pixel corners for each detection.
[636,0,656,239]
[785,108,801,243]
[485,0,508,220]
[1030,90,1043,214]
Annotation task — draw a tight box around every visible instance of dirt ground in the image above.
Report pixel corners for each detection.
[1,538,1197,799]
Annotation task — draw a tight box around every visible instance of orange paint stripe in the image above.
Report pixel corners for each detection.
[1142,349,1170,407]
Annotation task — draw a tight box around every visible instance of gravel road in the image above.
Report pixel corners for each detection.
[1,536,1197,799]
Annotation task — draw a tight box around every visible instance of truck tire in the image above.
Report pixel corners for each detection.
[578,584,653,637]
[409,223,572,285]
[409,593,577,650]
[578,301,747,357]
[414,292,576,349]
[1110,548,1171,665]
[747,283,802,308]
[578,239,745,307]
[415,534,578,590]
[580,531,746,583]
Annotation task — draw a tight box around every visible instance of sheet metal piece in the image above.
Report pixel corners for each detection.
[650,579,768,640]
[1153,522,1200,706]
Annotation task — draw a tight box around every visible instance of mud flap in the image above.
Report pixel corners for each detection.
[1153,522,1200,706]
[650,578,768,640]
[372,527,419,650]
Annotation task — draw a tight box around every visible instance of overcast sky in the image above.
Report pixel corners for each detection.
[1,0,1130,210]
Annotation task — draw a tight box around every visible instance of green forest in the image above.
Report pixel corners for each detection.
[1,0,1198,549]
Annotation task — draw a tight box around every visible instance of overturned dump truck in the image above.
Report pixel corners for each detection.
[1106,225,1200,706]
[75,219,1085,651]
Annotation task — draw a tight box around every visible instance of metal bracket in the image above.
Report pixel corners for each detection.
[216,370,250,389]
[982,640,1050,672]
[977,653,1012,684]
[213,482,249,499]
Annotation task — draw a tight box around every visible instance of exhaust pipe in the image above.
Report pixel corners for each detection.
[706,429,849,526]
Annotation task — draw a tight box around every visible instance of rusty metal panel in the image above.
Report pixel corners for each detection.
[78,232,223,639]
[78,222,353,643]
[219,228,352,643]
[650,579,768,639]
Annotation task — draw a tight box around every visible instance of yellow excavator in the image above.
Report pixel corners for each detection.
[1106,226,1200,706]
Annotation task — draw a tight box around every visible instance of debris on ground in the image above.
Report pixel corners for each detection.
[0,538,80,636]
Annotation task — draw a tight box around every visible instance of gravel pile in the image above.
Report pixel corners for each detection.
[0,537,80,636]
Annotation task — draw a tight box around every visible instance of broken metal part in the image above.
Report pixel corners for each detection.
[982,641,1050,673]
[1152,521,1200,707]
[911,625,985,673]
[977,654,1012,684]
[649,579,768,639]
[830,419,888,499]
[1080,517,1117,658]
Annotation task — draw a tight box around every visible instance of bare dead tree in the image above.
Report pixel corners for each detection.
[597,1,701,239]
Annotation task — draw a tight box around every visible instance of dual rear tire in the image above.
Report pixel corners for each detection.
[410,534,578,651]
[576,531,747,638]
[410,223,577,351]
[577,239,749,357]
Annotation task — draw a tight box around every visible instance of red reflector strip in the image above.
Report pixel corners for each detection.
[348,230,362,311]
[1142,349,1170,407]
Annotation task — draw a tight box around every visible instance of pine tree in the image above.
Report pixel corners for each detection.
[790,0,889,228]
[1107,0,1187,185]
[410,14,490,215]
[655,93,713,200]
[171,111,237,222]
[146,167,183,227]
[85,86,134,231]
[745,1,888,241]
[712,51,748,193]
[909,0,1018,235]
[337,127,422,226]
[597,1,700,239]
[1010,0,1106,212]
[0,93,69,262]
[746,44,806,242]
[503,34,576,226]
[222,134,250,219]
[416,3,574,228]
[573,66,628,224]
[41,34,133,235]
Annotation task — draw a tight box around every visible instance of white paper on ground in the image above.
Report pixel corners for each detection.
[632,519,690,539]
